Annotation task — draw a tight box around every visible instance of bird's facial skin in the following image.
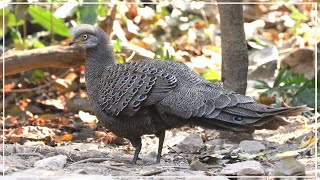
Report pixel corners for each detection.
[69,33,99,48]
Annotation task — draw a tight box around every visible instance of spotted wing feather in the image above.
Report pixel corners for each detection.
[97,62,177,116]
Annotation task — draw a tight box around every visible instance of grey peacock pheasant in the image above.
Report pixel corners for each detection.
[69,24,308,164]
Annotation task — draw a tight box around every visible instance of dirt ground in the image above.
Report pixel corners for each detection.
[1,114,316,179]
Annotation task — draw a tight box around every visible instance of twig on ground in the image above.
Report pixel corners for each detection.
[70,162,130,172]
[2,81,54,93]
[71,157,112,165]
[14,152,46,159]
[140,168,165,176]
[110,162,130,167]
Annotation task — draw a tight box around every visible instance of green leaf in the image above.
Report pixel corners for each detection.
[97,4,107,18]
[274,150,299,158]
[115,56,125,64]
[154,47,164,59]
[254,80,271,89]
[31,69,45,84]
[32,40,46,48]
[3,9,24,28]
[9,28,25,50]
[238,152,265,160]
[78,2,98,24]
[291,87,315,108]
[28,6,70,37]
[253,37,272,47]
[273,68,292,87]
[113,39,122,53]
[201,68,221,82]
[287,4,306,21]
[154,45,176,61]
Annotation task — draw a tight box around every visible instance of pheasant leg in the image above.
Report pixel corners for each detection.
[156,131,165,163]
[130,138,142,164]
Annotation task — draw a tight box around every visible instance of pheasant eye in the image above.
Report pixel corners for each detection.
[82,34,88,40]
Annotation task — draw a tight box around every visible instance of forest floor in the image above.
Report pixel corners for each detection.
[1,114,316,178]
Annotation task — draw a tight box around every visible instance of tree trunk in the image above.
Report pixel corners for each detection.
[217,0,248,95]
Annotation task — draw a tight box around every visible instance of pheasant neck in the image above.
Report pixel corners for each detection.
[85,44,115,96]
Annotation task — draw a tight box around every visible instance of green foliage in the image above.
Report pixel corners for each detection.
[115,56,125,64]
[28,6,70,37]
[201,68,221,83]
[9,27,45,50]
[113,39,122,53]
[9,28,24,49]
[286,4,307,36]
[252,37,272,47]
[24,35,46,49]
[287,4,306,21]
[238,152,265,161]
[255,68,316,108]
[14,4,30,21]
[0,9,23,36]
[97,4,107,19]
[78,2,98,25]
[31,70,45,84]
[4,9,24,28]
[154,43,176,61]
[157,5,169,17]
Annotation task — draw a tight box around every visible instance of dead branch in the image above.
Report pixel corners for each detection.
[0,45,86,77]
[71,157,111,165]
[1,41,155,78]
[140,168,165,176]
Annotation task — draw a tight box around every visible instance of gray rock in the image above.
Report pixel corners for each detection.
[66,97,93,113]
[248,60,277,80]
[206,139,224,153]
[248,46,279,80]
[248,46,279,67]
[206,139,224,147]
[34,155,67,170]
[274,156,306,176]
[176,132,204,153]
[10,168,68,177]
[238,140,266,153]
[280,48,319,79]
[221,160,264,176]
[190,160,208,171]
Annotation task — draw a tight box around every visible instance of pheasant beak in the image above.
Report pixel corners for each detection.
[69,40,76,46]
